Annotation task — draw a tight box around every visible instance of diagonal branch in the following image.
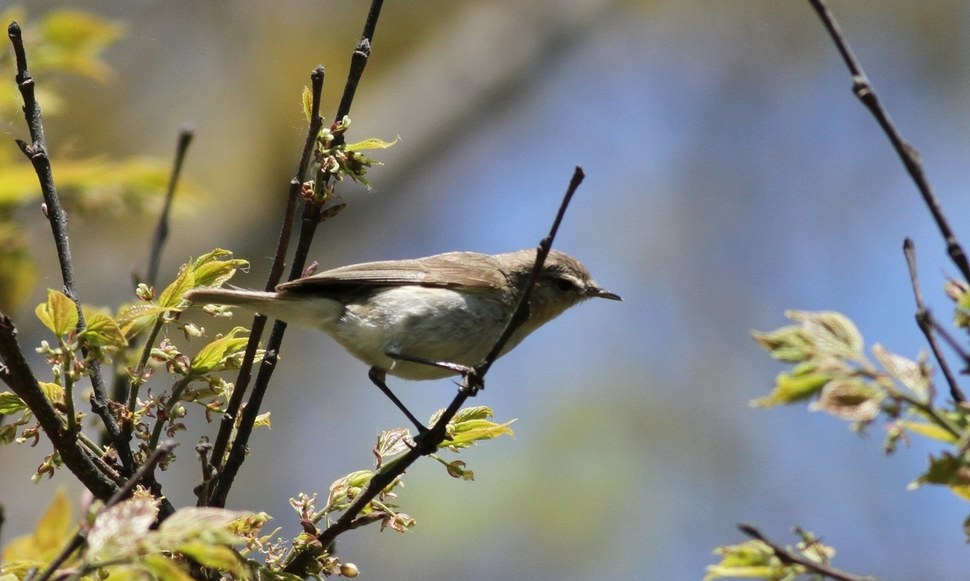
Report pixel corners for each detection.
[477,167,585,378]
[807,0,970,282]
[209,0,387,509]
[146,126,195,288]
[738,524,877,581]
[333,0,384,130]
[902,239,965,403]
[281,166,586,577]
[204,66,326,507]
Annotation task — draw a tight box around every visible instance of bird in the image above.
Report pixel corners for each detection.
[184,248,620,429]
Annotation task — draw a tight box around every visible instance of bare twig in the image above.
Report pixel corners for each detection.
[903,239,965,403]
[807,0,970,282]
[282,166,586,576]
[929,317,970,372]
[333,0,384,130]
[210,0,389,509]
[478,166,585,379]
[146,126,195,288]
[8,22,79,299]
[206,65,328,507]
[7,21,134,476]
[32,443,176,581]
[738,524,877,581]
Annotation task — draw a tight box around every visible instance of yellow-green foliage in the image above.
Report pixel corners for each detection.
[0,6,203,312]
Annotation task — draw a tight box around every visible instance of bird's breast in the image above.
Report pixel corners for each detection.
[331,286,513,379]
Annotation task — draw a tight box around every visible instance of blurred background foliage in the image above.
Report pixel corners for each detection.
[0,6,203,312]
[3,1,970,579]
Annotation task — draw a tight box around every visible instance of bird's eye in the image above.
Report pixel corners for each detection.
[554,277,576,292]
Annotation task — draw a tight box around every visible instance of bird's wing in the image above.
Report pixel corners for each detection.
[276,252,508,294]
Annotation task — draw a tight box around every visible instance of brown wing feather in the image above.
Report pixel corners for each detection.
[276,251,508,294]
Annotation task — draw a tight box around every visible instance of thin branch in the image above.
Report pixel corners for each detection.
[477,166,585,379]
[146,126,195,288]
[333,0,384,128]
[7,23,78,295]
[930,317,970,371]
[7,22,134,476]
[903,238,965,403]
[738,524,877,581]
[32,443,176,581]
[282,166,586,576]
[807,0,970,282]
[206,65,327,507]
[210,0,387,508]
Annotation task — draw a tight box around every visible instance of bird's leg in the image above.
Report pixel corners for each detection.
[385,350,485,395]
[385,350,474,376]
[367,367,427,434]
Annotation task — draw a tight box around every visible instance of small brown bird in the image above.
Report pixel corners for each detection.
[185,249,619,428]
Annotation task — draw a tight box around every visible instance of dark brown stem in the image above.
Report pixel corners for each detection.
[807,0,970,282]
[903,239,965,403]
[210,0,387,508]
[333,0,384,130]
[478,166,585,378]
[738,524,877,581]
[205,66,325,507]
[146,126,195,288]
[8,21,133,477]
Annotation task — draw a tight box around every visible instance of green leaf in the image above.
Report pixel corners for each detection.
[1,489,74,565]
[38,10,125,81]
[38,382,65,406]
[142,555,195,581]
[79,308,128,349]
[872,343,930,401]
[116,304,175,339]
[191,253,249,289]
[910,453,970,500]
[158,264,194,310]
[345,136,399,152]
[157,508,251,543]
[444,418,515,449]
[0,392,26,414]
[896,420,959,443]
[177,542,245,574]
[787,310,863,360]
[190,327,251,375]
[87,496,159,561]
[35,289,79,336]
[253,412,271,429]
[808,378,884,421]
[750,367,831,408]
[301,86,313,123]
[751,325,813,362]
[704,539,790,581]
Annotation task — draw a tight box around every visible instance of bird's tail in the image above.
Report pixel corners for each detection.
[184,287,340,330]
[183,287,277,308]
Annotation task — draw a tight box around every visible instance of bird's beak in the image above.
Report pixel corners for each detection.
[590,287,622,301]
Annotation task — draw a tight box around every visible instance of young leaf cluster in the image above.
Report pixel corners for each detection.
[2,488,259,581]
[0,249,253,478]
[752,309,970,503]
[299,92,397,206]
[706,528,837,581]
